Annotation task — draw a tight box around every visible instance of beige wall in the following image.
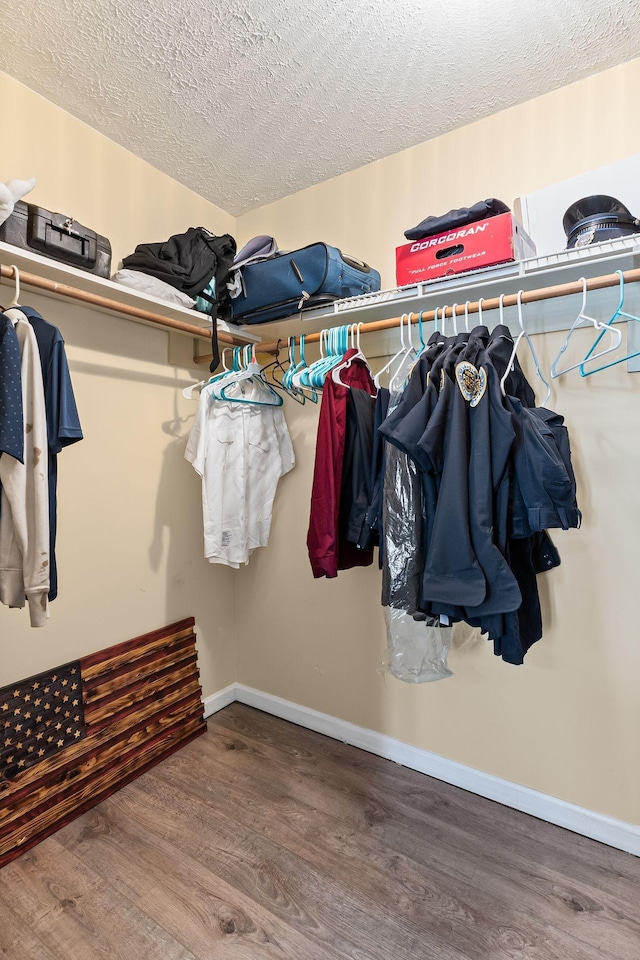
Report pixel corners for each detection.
[2,60,640,829]
[235,58,640,826]
[237,59,640,289]
[0,73,238,696]
[0,73,235,268]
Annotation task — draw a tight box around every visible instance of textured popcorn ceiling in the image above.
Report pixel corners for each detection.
[1,0,639,214]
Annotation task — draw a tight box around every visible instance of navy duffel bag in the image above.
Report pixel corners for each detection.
[230,242,381,324]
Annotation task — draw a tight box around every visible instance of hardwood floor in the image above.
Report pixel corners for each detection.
[0,703,638,959]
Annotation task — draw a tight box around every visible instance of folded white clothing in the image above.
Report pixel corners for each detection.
[111,269,196,308]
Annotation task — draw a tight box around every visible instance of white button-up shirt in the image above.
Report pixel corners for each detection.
[186,384,294,567]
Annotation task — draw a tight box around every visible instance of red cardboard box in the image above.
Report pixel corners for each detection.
[395,212,536,286]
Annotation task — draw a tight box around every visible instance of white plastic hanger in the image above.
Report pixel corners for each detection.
[332,322,374,391]
[293,329,327,389]
[211,344,283,406]
[374,313,409,389]
[550,277,622,378]
[182,347,233,399]
[451,303,459,335]
[464,300,471,333]
[500,289,551,406]
[7,265,21,308]
[434,305,447,343]
[439,304,450,336]
[210,345,256,399]
[2,266,25,326]
[389,311,419,393]
[297,325,350,389]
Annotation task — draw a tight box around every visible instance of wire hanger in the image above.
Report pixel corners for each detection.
[549,277,622,378]
[500,289,551,405]
[261,340,306,405]
[579,270,640,377]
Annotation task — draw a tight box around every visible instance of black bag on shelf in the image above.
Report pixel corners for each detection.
[0,200,112,277]
[122,227,237,373]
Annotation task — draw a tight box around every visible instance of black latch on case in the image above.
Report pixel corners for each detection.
[27,206,98,267]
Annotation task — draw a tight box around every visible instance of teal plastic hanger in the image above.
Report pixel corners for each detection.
[182,346,236,399]
[296,328,327,389]
[278,336,318,403]
[579,270,639,376]
[292,342,320,403]
[332,323,375,394]
[299,325,350,389]
[417,310,427,353]
[260,339,305,405]
[211,345,283,407]
[374,313,411,389]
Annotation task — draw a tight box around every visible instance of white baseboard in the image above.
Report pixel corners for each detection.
[202,683,237,717]
[203,683,640,857]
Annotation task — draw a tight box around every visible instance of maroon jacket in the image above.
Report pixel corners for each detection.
[307,350,375,578]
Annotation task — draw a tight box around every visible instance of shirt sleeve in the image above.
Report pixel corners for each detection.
[273,408,295,476]
[185,388,209,477]
[46,338,83,455]
[0,317,24,463]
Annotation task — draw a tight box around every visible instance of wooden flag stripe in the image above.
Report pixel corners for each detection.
[0,619,206,868]
[80,621,195,674]
[0,699,204,840]
[84,675,203,732]
[81,634,196,694]
[79,617,195,667]
[81,645,197,705]
[0,673,202,802]
[82,655,199,721]
[1,719,204,867]
[0,684,204,814]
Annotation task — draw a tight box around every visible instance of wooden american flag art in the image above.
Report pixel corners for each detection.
[0,617,206,867]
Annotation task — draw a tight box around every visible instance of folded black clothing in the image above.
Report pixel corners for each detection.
[404,199,511,241]
[122,227,236,298]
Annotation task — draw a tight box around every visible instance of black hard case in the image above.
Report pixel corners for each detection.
[0,201,112,277]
